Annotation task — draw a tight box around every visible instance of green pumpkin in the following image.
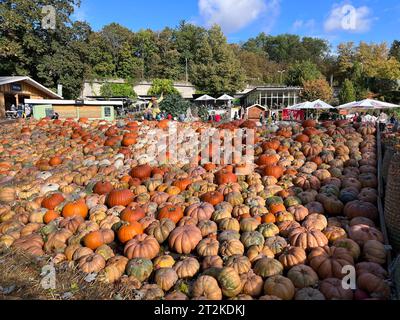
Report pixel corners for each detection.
[126,258,153,282]
[217,267,243,298]
[266,196,284,207]
[218,230,241,243]
[240,231,264,248]
[258,223,280,238]
[284,196,302,208]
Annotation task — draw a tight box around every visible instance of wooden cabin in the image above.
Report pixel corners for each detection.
[246,104,266,121]
[0,76,62,118]
[25,99,121,121]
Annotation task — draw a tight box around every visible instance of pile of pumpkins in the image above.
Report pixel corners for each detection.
[0,117,391,300]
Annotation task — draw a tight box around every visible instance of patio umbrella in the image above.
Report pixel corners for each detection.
[286,101,312,110]
[217,94,234,101]
[195,94,216,102]
[337,99,399,110]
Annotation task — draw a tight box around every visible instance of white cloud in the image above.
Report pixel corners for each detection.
[198,0,280,34]
[324,3,374,33]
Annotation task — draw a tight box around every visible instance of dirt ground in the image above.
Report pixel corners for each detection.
[0,250,135,300]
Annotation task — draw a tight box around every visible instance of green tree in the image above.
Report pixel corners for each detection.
[190,25,245,95]
[160,94,191,117]
[148,79,179,96]
[301,78,333,102]
[389,40,400,62]
[286,60,322,86]
[116,42,143,79]
[100,82,136,98]
[339,79,356,104]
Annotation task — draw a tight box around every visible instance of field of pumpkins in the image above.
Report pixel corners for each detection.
[0,117,393,300]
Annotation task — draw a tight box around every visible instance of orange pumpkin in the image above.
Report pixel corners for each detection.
[49,156,62,166]
[83,230,105,250]
[216,170,238,185]
[93,181,114,195]
[262,165,284,179]
[62,200,88,219]
[158,205,184,224]
[117,222,144,243]
[173,178,192,191]
[106,189,134,208]
[130,164,152,180]
[41,193,65,210]
[262,213,277,224]
[43,210,60,224]
[121,206,146,223]
[200,191,224,206]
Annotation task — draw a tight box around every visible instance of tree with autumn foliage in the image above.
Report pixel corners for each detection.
[301,78,333,102]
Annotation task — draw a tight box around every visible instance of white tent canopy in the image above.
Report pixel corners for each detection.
[217,94,234,101]
[286,100,333,110]
[195,94,216,102]
[337,99,399,110]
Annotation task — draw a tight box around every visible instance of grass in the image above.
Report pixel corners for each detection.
[0,250,136,300]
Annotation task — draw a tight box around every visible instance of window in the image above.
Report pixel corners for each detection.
[104,107,111,117]
[45,108,54,117]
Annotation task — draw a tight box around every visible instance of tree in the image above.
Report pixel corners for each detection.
[301,78,333,102]
[100,82,136,98]
[389,40,400,62]
[339,79,356,104]
[148,79,179,96]
[190,25,245,95]
[116,42,143,80]
[286,61,322,86]
[160,94,191,118]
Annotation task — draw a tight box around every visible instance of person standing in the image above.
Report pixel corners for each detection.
[378,111,388,131]
[215,113,221,123]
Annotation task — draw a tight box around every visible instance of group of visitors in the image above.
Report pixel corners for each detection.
[9,104,32,119]
[143,111,186,122]
[208,112,222,123]
[352,111,398,131]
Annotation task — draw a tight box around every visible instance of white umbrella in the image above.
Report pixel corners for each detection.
[310,99,334,110]
[337,99,399,110]
[217,94,234,101]
[195,94,216,102]
[286,101,312,110]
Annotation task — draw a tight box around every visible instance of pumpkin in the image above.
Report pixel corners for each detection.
[125,258,153,282]
[191,275,222,300]
[279,246,307,269]
[130,164,152,180]
[295,288,325,300]
[124,234,160,260]
[153,255,175,269]
[287,264,319,288]
[215,170,237,185]
[289,227,329,250]
[121,206,146,224]
[258,223,279,238]
[253,257,283,278]
[145,219,176,244]
[201,255,224,270]
[173,257,200,279]
[117,222,144,244]
[168,225,202,254]
[219,238,245,257]
[106,189,134,208]
[185,202,214,221]
[158,205,184,224]
[62,199,88,219]
[287,205,309,222]
[263,275,295,300]
[240,271,264,297]
[78,253,106,273]
[225,255,251,275]
[262,165,284,179]
[197,220,218,237]
[93,181,114,195]
[99,256,129,284]
[43,210,61,224]
[333,238,361,260]
[154,268,178,291]
[13,234,44,256]
[197,238,219,257]
[83,230,105,250]
[217,267,243,298]
[344,200,378,221]
[302,213,328,231]
[348,224,384,246]
[320,278,354,300]
[240,231,264,248]
[356,273,390,300]
[41,193,65,210]
[308,246,354,279]
[363,240,386,265]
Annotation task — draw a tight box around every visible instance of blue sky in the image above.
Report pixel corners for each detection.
[73,0,400,48]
